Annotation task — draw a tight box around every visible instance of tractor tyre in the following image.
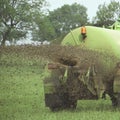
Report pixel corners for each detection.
[117,92,120,107]
[67,100,77,109]
[63,95,77,109]
[45,93,64,111]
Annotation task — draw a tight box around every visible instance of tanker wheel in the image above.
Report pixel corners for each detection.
[65,100,77,109]
[49,106,61,111]
[63,95,77,109]
[45,93,64,111]
[117,92,120,107]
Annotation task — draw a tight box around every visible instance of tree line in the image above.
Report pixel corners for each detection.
[0,0,120,46]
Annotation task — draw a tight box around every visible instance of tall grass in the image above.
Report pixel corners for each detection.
[0,46,120,120]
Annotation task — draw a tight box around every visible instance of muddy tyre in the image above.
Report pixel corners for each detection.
[117,93,120,107]
[66,100,77,109]
[45,93,64,111]
[63,96,77,109]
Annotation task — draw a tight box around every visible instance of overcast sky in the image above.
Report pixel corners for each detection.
[46,0,120,20]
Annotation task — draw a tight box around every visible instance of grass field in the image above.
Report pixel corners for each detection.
[0,46,120,120]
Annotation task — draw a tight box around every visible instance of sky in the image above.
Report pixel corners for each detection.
[46,0,120,21]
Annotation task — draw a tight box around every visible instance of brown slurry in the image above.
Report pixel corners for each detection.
[0,44,119,77]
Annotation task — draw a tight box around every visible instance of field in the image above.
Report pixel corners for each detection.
[0,46,120,120]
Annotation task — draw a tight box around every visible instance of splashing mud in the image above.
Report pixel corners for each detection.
[0,44,119,78]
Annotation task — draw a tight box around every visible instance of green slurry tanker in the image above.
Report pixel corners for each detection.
[44,20,120,111]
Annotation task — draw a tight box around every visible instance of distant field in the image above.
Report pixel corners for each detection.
[0,46,120,120]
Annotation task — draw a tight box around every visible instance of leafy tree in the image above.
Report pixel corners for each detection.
[32,15,56,42]
[93,0,120,27]
[33,3,88,42]
[49,3,88,38]
[0,0,46,46]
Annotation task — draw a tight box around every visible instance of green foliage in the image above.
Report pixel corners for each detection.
[0,0,46,46]
[0,46,120,120]
[49,3,88,37]
[93,0,120,27]
[32,16,56,42]
[33,3,88,43]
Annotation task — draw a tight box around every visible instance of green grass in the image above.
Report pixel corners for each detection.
[0,47,120,120]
